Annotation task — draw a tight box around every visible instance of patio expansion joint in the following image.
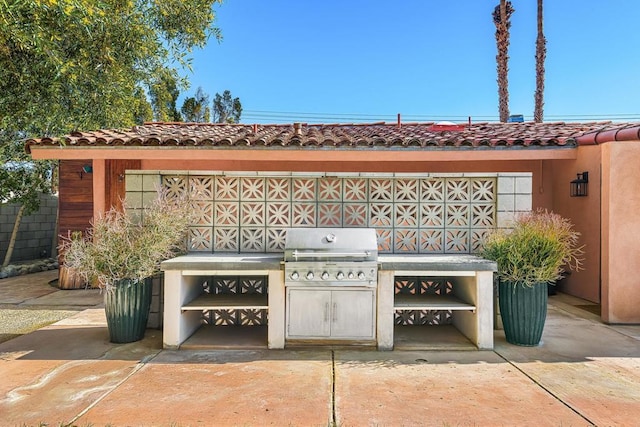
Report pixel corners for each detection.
[330,350,337,427]
[493,350,596,426]
[66,349,162,426]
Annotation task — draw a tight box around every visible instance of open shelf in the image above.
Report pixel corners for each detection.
[180,325,268,350]
[181,293,269,311]
[393,325,477,351]
[393,294,476,312]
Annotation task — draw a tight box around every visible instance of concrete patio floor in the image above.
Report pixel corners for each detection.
[1,270,639,426]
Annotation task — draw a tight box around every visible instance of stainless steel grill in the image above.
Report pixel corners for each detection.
[284,228,378,287]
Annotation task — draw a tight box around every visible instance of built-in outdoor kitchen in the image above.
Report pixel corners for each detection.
[161,221,496,351]
[140,170,521,351]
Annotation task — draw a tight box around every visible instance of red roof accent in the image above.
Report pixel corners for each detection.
[428,124,467,132]
[575,124,640,145]
[25,121,640,153]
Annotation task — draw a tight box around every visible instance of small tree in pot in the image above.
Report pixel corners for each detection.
[61,191,192,343]
[480,209,583,346]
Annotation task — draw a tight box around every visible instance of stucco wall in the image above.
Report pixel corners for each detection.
[601,141,640,323]
[548,148,602,303]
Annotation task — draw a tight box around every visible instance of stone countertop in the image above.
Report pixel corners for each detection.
[377,254,497,272]
[161,254,284,271]
[161,253,496,272]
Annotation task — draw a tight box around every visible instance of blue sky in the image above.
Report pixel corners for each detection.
[182,0,640,124]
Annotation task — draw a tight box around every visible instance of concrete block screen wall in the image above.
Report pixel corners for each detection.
[0,194,58,262]
[125,172,532,254]
[127,171,530,331]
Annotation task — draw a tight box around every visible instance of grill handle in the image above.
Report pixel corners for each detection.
[291,250,372,260]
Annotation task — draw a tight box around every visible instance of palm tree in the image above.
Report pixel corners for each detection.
[493,1,515,123]
[534,0,547,123]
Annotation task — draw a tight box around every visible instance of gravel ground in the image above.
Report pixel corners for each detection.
[0,306,78,344]
[0,267,97,345]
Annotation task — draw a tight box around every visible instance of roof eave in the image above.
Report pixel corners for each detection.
[28,145,579,162]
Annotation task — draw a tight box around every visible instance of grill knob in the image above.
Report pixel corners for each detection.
[336,272,345,280]
[321,271,330,280]
[306,271,315,280]
[290,271,299,280]
[357,271,366,280]
[348,272,355,279]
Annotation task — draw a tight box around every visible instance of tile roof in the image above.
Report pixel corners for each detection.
[25,121,640,153]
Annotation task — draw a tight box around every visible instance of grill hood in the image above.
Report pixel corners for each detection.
[284,228,378,262]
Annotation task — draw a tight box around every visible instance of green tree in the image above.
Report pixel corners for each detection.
[132,87,154,126]
[213,90,243,123]
[181,87,211,123]
[493,1,515,123]
[0,0,222,264]
[149,69,184,122]
[533,0,546,123]
[0,134,53,266]
[1,0,221,133]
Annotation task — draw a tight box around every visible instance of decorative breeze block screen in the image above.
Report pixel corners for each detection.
[394,276,455,325]
[159,175,498,254]
[201,276,268,326]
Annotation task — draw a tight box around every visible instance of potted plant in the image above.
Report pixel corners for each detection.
[60,191,192,343]
[480,209,583,346]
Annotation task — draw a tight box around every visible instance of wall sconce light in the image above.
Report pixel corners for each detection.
[80,164,93,179]
[570,171,588,197]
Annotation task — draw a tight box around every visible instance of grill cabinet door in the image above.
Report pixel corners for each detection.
[286,288,376,340]
[286,289,331,337]
[331,290,376,338]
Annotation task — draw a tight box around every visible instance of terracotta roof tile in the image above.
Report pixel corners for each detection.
[576,123,640,145]
[25,121,640,153]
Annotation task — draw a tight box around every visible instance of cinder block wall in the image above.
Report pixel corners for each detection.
[148,273,164,329]
[0,194,58,262]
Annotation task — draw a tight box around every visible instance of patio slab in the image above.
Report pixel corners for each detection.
[334,349,590,426]
[0,270,59,304]
[494,305,640,427]
[0,358,142,426]
[0,326,162,426]
[20,286,103,308]
[76,350,333,426]
[1,271,640,426]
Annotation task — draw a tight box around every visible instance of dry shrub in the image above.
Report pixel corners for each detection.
[481,209,584,287]
[60,190,193,290]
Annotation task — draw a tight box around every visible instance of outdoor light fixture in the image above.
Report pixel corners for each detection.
[570,171,589,197]
[80,164,93,179]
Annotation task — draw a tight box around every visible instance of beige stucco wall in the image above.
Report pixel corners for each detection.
[601,141,640,323]
[140,159,549,174]
[547,147,602,303]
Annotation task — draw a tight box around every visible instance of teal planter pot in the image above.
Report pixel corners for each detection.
[498,280,548,346]
[104,278,153,343]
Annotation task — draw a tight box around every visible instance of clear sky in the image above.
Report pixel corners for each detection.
[181,0,640,124]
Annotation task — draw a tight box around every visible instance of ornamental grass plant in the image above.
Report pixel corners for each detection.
[60,190,192,291]
[480,209,584,287]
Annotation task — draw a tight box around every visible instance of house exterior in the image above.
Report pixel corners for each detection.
[26,120,640,324]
